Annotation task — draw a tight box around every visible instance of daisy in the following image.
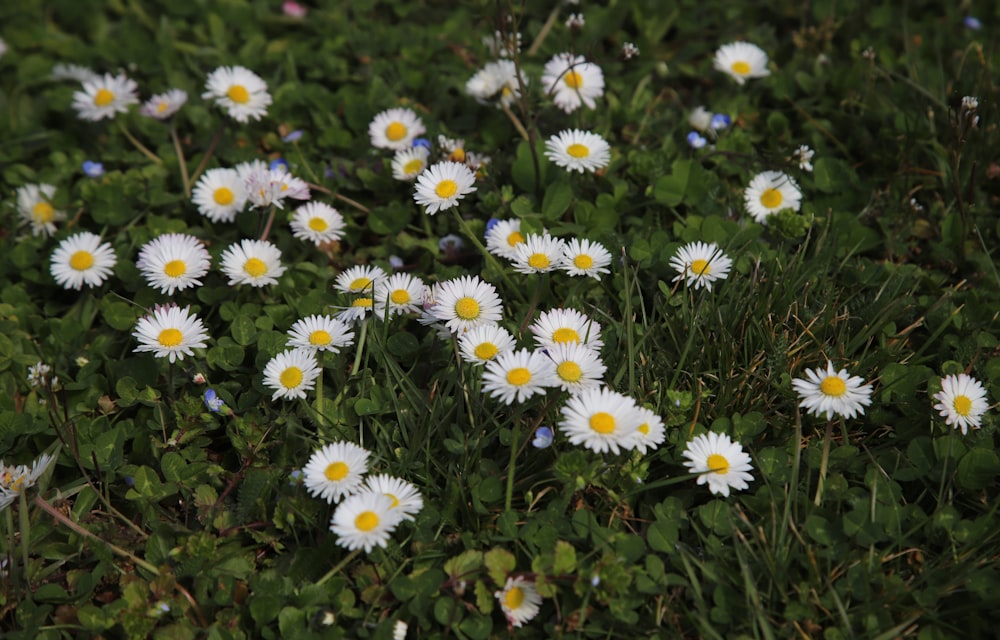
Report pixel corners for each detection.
[192,168,247,223]
[374,273,426,318]
[485,219,527,260]
[17,183,65,237]
[669,241,732,291]
[245,166,310,209]
[139,89,188,119]
[542,53,604,113]
[287,315,355,353]
[932,373,989,435]
[792,145,815,172]
[544,129,611,174]
[0,452,57,499]
[51,63,100,84]
[511,234,566,274]
[289,202,346,246]
[71,72,139,121]
[494,576,542,628]
[336,297,375,323]
[369,107,426,151]
[681,432,755,497]
[560,238,612,279]
[546,343,607,393]
[558,386,642,454]
[202,65,272,123]
[465,59,527,108]
[713,42,770,85]
[744,171,802,224]
[458,323,516,365]
[262,348,321,400]
[219,239,286,287]
[302,441,370,503]
[334,265,387,295]
[428,275,504,334]
[791,360,873,420]
[330,492,402,553]
[363,474,424,521]
[413,161,477,215]
[50,232,117,290]
[132,305,209,363]
[630,407,666,454]
[482,348,558,405]
[391,146,430,181]
[529,308,603,351]
[136,233,212,295]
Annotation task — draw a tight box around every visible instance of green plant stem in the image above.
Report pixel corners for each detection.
[170,122,192,198]
[260,205,278,241]
[19,493,31,582]
[117,121,162,164]
[293,139,321,184]
[500,101,530,142]
[526,4,560,56]
[190,123,226,184]
[449,209,525,303]
[813,419,835,507]
[351,320,369,377]
[505,417,519,512]
[317,549,361,586]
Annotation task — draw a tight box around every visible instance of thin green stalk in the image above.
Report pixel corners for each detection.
[316,549,361,586]
[813,419,836,507]
[170,122,192,198]
[505,417,519,512]
[190,123,226,184]
[18,493,30,583]
[117,121,162,164]
[260,205,278,242]
[351,320,369,377]
[449,209,525,303]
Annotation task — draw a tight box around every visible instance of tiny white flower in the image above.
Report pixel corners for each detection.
[132,305,209,363]
[482,348,558,405]
[202,66,272,123]
[681,432,755,496]
[932,373,989,435]
[791,360,873,420]
[192,168,247,223]
[289,202,346,246]
[511,234,566,274]
[669,241,732,291]
[219,239,286,287]
[413,161,477,215]
[544,129,611,174]
[140,89,188,119]
[542,53,604,113]
[329,492,403,553]
[71,72,139,121]
[50,232,117,290]
[744,170,802,224]
[303,441,370,503]
[286,315,355,353]
[560,238,612,279]
[391,146,430,181]
[16,183,65,237]
[713,42,770,85]
[262,348,321,400]
[458,323,516,365]
[369,107,425,151]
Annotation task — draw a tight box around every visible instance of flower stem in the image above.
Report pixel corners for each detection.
[190,123,226,184]
[117,121,162,164]
[505,417,519,512]
[170,122,192,198]
[813,419,835,507]
[350,320,369,377]
[260,205,277,242]
[316,549,361,586]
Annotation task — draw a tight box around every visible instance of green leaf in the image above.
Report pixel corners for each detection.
[100,298,141,331]
[957,448,1000,490]
[647,519,678,553]
[230,315,257,346]
[484,548,515,586]
[553,540,576,575]
[541,180,573,221]
[512,139,547,193]
[444,550,484,579]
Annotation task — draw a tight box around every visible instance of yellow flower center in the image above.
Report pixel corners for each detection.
[528,253,550,269]
[435,179,458,199]
[474,342,498,360]
[505,586,525,609]
[506,367,531,386]
[819,376,847,397]
[707,453,730,474]
[403,158,425,174]
[157,101,169,113]
[390,289,411,305]
[93,88,115,107]
[164,260,186,278]
[638,423,649,435]
[355,510,379,532]
[507,231,525,247]
[213,187,234,205]
[573,254,593,269]
[566,143,589,158]
[70,251,95,271]
[352,297,373,308]
[557,361,583,382]
[589,412,615,434]
[563,70,583,89]
[158,328,183,347]
[244,257,267,278]
[455,297,480,320]
[227,85,250,104]
[690,259,710,276]
[731,61,751,76]
[385,122,407,142]
[309,330,332,346]
[953,395,973,416]
[349,277,372,292]
[552,328,580,344]
[760,188,783,209]
[308,217,328,232]
[386,493,400,508]
[32,202,55,223]
[280,366,303,389]
[324,461,348,481]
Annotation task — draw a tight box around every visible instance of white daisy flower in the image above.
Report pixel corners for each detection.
[558,386,642,454]
[413,161,477,215]
[529,308,603,351]
[629,407,666,454]
[482,348,558,405]
[546,343,607,393]
[71,72,139,121]
[713,42,770,85]
[689,106,713,132]
[544,129,611,174]
[289,202,346,246]
[51,63,100,84]
[192,168,247,223]
[374,273,426,318]
[262,348,321,400]
[139,89,188,120]
[744,170,802,224]
[560,238,612,279]
[458,323,516,365]
[363,474,423,521]
[681,432,755,497]
[302,441,370,503]
[428,275,504,334]
[792,145,815,172]
[932,373,989,435]
[336,297,375,324]
[465,59,528,108]
[511,233,566,274]
[542,53,604,113]
[0,452,57,499]
[669,241,732,291]
[16,183,65,237]
[485,219,527,260]
[392,621,408,640]
[494,576,542,628]
[791,360,873,420]
[287,315,355,353]
[330,492,403,553]
[219,239,286,287]
[369,107,426,151]
[391,146,430,181]
[50,232,117,290]
[334,265,387,295]
[136,233,212,295]
[202,65,272,123]
[245,166,310,210]
[132,305,209,363]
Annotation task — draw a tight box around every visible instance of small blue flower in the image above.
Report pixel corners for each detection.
[388,255,405,269]
[686,132,707,149]
[282,130,304,142]
[532,426,554,449]
[964,16,982,30]
[288,469,303,485]
[439,234,465,253]
[412,137,431,150]
[82,161,104,178]
[203,388,226,413]
[710,113,731,130]
[269,158,290,172]
[484,218,500,237]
